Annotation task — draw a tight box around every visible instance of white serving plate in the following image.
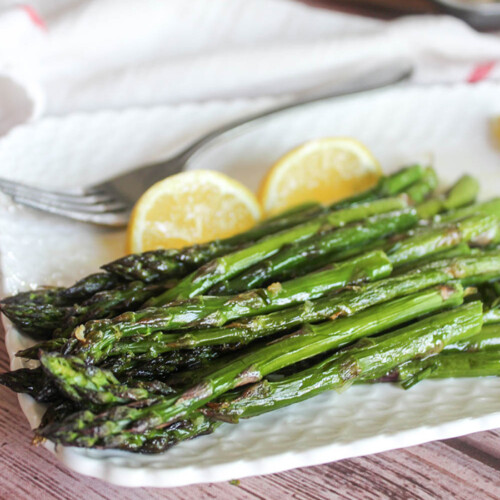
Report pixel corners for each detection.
[1,83,500,488]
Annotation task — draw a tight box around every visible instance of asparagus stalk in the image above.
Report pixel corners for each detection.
[443,175,480,211]
[205,301,482,422]
[0,303,70,339]
[444,323,500,352]
[438,198,500,224]
[97,414,221,453]
[0,288,67,307]
[2,280,174,341]
[416,174,480,219]
[55,280,174,338]
[38,284,464,445]
[123,253,500,352]
[103,166,426,283]
[69,250,391,361]
[396,349,500,389]
[404,166,438,204]
[43,408,219,452]
[330,164,426,208]
[60,273,125,301]
[39,400,78,429]
[275,182,482,281]
[211,209,418,296]
[0,367,59,403]
[101,345,226,378]
[484,304,500,325]
[0,273,122,309]
[39,354,176,405]
[16,338,67,360]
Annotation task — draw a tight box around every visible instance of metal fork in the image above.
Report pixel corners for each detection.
[0,61,412,227]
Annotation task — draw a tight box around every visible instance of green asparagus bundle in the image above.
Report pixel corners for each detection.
[37,284,464,445]
[51,251,498,365]
[3,166,500,456]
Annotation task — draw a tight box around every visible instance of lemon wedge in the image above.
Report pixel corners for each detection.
[127,170,261,253]
[258,138,381,216]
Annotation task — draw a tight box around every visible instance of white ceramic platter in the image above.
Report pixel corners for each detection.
[1,83,500,487]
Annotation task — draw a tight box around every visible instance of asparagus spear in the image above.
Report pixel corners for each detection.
[0,302,69,339]
[205,301,482,422]
[330,164,426,207]
[384,214,499,267]
[42,408,219,452]
[404,167,438,204]
[125,253,500,352]
[416,174,480,219]
[396,349,500,389]
[14,341,227,402]
[61,273,125,301]
[484,303,500,325]
[0,273,122,309]
[0,288,67,307]
[103,166,426,283]
[443,175,480,211]
[273,182,482,281]
[101,345,226,378]
[98,413,221,453]
[55,280,174,338]
[38,284,464,445]
[393,242,472,274]
[438,198,500,224]
[69,250,391,361]
[444,324,500,353]
[16,338,67,360]
[39,354,175,405]
[0,367,59,403]
[2,279,174,341]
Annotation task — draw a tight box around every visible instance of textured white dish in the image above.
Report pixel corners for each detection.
[1,83,500,488]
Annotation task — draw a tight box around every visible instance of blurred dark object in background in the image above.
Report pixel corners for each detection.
[304,0,500,30]
[431,0,500,31]
[303,0,437,18]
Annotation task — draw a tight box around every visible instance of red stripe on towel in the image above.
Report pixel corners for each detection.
[468,63,495,83]
[20,5,46,30]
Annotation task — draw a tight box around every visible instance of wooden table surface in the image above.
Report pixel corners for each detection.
[2,1,500,498]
